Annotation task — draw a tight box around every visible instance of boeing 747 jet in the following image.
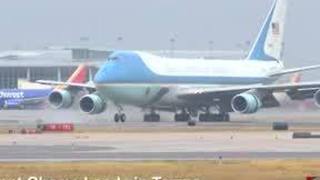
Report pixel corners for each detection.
[39,0,320,124]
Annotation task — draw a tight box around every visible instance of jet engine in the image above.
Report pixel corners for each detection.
[314,90,320,107]
[79,94,106,114]
[48,90,73,109]
[231,93,262,114]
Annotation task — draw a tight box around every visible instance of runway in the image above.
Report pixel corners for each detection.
[0,131,320,161]
[2,146,320,161]
[0,109,320,161]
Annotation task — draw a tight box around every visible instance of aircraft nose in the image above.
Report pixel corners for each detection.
[94,67,107,84]
[94,62,117,84]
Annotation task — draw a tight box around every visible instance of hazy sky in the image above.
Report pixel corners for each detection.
[0,0,319,66]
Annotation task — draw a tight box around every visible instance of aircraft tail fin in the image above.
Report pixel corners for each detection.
[53,64,87,90]
[247,0,287,61]
[66,64,87,83]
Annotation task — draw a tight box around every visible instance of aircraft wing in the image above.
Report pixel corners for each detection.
[269,64,320,77]
[178,64,320,99]
[178,82,320,100]
[36,80,96,91]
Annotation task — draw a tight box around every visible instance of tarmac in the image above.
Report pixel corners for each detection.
[0,109,320,161]
[0,131,319,161]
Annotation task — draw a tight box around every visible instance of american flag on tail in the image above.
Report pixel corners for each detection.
[272,22,280,35]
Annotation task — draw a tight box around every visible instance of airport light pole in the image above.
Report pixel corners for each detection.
[236,42,249,58]
[244,41,251,57]
[117,36,123,50]
[80,36,90,47]
[208,40,214,51]
[170,37,175,57]
[208,40,214,58]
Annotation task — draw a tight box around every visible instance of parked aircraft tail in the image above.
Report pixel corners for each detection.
[67,64,87,83]
[54,64,87,90]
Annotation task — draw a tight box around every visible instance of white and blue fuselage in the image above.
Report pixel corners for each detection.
[93,51,283,108]
[92,0,287,109]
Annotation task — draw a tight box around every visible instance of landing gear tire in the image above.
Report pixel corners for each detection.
[114,113,126,123]
[120,113,126,122]
[144,114,160,122]
[114,113,120,123]
[174,113,191,122]
[188,120,196,126]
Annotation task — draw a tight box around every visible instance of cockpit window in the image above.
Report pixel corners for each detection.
[108,56,119,61]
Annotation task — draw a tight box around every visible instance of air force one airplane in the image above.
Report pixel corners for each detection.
[39,0,320,123]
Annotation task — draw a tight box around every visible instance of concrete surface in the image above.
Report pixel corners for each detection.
[0,109,319,161]
[0,131,319,161]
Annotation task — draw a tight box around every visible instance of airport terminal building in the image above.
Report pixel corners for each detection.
[0,48,112,89]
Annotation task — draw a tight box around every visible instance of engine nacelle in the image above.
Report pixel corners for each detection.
[231,93,262,114]
[48,90,73,109]
[79,94,106,114]
[314,90,320,107]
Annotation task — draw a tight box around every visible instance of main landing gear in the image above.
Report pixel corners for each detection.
[174,109,197,126]
[144,109,160,122]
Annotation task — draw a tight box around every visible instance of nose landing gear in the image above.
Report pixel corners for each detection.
[114,106,126,123]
